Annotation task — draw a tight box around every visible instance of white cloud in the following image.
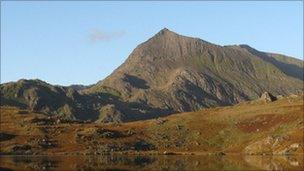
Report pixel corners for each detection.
[89,29,125,42]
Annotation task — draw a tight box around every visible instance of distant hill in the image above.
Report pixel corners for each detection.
[67,84,90,91]
[0,79,97,120]
[1,28,303,122]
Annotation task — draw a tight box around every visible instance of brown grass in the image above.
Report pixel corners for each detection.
[0,95,303,155]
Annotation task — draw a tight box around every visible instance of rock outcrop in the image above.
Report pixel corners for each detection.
[96,104,124,123]
[260,92,277,102]
[244,134,303,155]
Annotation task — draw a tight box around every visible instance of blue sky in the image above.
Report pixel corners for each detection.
[1,1,303,86]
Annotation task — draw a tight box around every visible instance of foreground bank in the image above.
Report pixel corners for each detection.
[0,95,303,156]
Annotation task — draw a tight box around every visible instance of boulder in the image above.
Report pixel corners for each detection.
[260,92,277,102]
[276,95,284,99]
[96,128,122,138]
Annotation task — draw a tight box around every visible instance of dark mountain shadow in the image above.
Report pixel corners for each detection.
[83,92,175,122]
[174,73,250,112]
[0,96,27,109]
[240,45,303,80]
[123,74,150,89]
[112,97,174,122]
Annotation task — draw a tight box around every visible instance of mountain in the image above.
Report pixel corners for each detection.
[1,28,303,122]
[84,28,303,121]
[0,79,97,120]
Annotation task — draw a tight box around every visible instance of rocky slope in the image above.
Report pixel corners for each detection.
[1,28,303,122]
[0,79,96,120]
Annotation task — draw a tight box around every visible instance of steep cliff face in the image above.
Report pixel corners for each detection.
[1,29,303,122]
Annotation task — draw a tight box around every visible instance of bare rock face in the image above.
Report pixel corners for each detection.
[260,92,277,102]
[276,95,284,99]
[96,104,125,123]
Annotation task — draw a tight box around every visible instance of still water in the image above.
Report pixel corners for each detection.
[0,155,303,171]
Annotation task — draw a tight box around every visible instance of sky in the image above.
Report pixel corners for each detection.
[1,1,303,86]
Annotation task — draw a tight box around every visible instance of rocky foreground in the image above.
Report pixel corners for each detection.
[0,94,303,156]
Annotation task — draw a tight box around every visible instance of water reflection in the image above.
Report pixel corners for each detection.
[0,155,303,170]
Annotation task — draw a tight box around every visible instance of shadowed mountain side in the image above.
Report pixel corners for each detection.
[93,93,174,123]
[122,74,150,89]
[0,79,96,120]
[0,79,173,122]
[239,44,303,80]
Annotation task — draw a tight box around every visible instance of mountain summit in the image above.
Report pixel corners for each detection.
[1,29,303,122]
[156,27,175,35]
[83,28,303,121]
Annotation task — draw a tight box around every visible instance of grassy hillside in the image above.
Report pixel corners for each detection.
[1,94,303,156]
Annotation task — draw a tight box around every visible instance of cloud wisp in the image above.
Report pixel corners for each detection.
[89,29,125,42]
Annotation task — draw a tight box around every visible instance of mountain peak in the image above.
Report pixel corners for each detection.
[155,28,179,37]
[153,28,207,43]
[238,44,255,50]
[159,27,171,33]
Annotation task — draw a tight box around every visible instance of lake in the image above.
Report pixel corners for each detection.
[0,154,303,170]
